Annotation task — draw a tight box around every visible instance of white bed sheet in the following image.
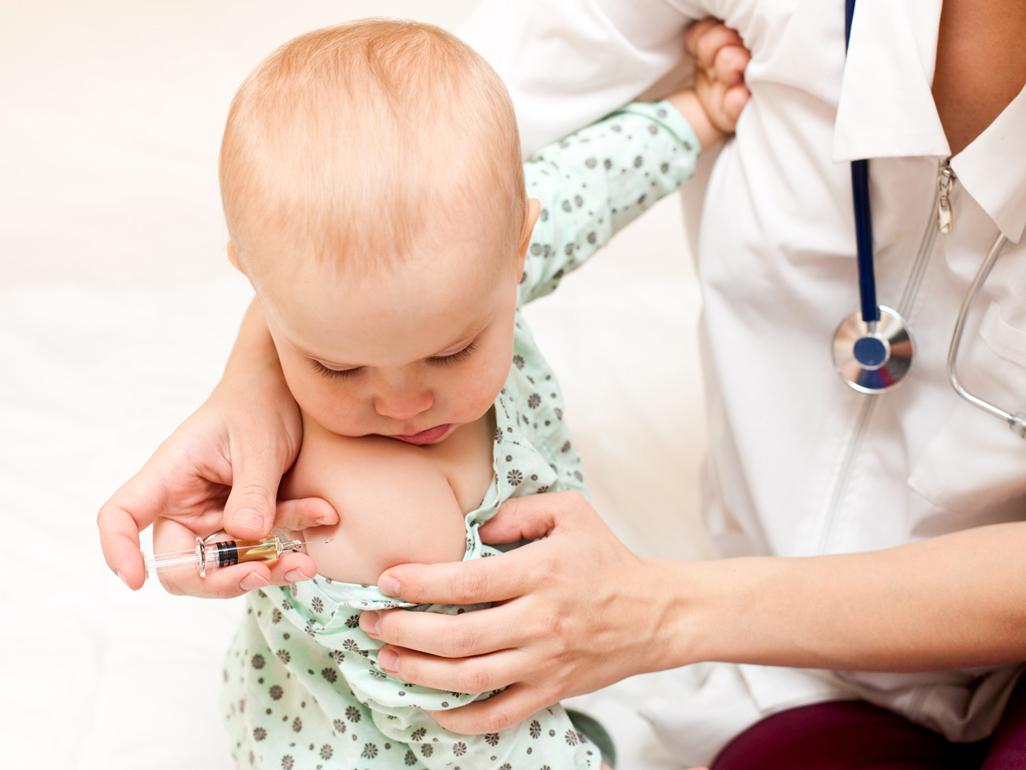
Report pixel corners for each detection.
[0,2,711,768]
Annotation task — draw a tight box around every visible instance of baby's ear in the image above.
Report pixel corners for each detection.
[226,242,244,273]
[516,199,542,280]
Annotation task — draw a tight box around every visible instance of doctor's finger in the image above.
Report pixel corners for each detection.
[155,552,316,598]
[98,474,172,590]
[151,517,251,597]
[157,558,273,599]
[428,683,555,736]
[377,548,538,606]
[151,518,313,596]
[375,644,527,701]
[270,496,338,533]
[264,552,319,587]
[221,431,298,540]
[477,490,594,545]
[360,602,523,659]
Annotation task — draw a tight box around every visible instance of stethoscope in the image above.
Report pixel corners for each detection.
[830,0,1026,439]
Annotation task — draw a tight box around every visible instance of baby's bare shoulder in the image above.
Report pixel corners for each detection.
[287,420,458,510]
[283,417,468,583]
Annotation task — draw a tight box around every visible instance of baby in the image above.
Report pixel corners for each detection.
[218,18,722,770]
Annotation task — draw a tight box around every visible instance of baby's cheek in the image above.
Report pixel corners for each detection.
[296,387,368,437]
[460,354,513,420]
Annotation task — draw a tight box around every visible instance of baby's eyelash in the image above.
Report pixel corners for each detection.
[429,340,477,366]
[312,360,361,380]
[310,341,477,377]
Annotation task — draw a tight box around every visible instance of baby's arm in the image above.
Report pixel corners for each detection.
[281,416,475,585]
[517,20,749,306]
[518,101,701,305]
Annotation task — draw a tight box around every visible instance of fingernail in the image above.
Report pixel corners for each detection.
[378,648,399,673]
[380,576,400,597]
[241,573,269,591]
[315,515,335,526]
[230,507,263,530]
[362,611,380,636]
[284,568,310,583]
[116,569,130,589]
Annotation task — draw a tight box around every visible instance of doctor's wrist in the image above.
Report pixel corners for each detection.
[637,556,725,671]
[641,555,791,672]
[220,298,285,385]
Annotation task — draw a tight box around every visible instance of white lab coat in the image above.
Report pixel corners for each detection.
[461,0,1026,764]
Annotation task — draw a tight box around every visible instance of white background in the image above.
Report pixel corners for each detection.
[0,1,710,767]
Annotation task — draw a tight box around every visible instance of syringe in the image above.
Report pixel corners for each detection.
[142,534,331,579]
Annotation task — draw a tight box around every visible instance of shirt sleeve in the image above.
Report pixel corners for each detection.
[459,0,703,155]
[517,100,701,307]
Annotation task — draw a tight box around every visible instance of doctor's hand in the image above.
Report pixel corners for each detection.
[97,300,338,597]
[358,491,676,735]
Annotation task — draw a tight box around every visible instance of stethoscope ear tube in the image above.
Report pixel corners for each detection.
[947,234,1026,438]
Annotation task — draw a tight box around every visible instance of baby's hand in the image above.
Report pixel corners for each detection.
[687,18,751,135]
[666,19,751,149]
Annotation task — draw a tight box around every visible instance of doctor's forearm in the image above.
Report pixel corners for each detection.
[222,298,286,388]
[656,522,1026,673]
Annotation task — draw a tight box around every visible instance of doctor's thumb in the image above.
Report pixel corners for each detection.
[224,482,339,542]
[224,487,277,540]
[222,447,286,539]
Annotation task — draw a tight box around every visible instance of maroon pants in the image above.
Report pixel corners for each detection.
[712,677,1026,769]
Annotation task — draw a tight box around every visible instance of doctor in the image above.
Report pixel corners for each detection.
[363,1,1026,764]
[98,0,1026,766]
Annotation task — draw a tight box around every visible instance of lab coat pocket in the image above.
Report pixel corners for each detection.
[907,302,1026,514]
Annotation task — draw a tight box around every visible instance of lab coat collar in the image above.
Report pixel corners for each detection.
[832,0,947,162]
[952,85,1026,244]
[833,0,1026,243]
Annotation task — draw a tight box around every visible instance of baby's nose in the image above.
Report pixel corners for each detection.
[373,388,433,421]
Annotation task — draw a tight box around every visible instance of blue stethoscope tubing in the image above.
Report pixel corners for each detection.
[831,0,916,394]
[832,0,1025,437]
[844,0,880,329]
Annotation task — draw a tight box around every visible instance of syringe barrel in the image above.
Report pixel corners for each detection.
[142,535,288,579]
[207,538,280,567]
[143,543,214,577]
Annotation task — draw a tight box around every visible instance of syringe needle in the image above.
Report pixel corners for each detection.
[288,537,334,549]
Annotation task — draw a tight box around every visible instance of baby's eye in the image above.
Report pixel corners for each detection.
[312,360,361,380]
[428,340,477,366]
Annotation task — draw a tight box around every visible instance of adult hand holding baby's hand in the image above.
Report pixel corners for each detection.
[97,301,338,596]
[359,491,689,735]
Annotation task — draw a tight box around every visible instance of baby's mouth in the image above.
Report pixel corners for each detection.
[393,423,452,445]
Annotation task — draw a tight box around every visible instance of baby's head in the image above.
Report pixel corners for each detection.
[220,19,538,444]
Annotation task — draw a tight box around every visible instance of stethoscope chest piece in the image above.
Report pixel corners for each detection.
[832,305,915,393]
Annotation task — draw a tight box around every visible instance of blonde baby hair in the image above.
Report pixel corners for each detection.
[220,18,525,277]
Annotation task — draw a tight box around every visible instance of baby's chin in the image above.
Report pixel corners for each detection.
[310,404,496,446]
[308,419,458,446]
